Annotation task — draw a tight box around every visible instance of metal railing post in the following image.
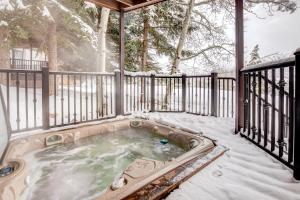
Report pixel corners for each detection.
[42,67,50,129]
[182,74,187,112]
[150,74,155,112]
[115,70,122,116]
[294,48,300,180]
[211,72,218,117]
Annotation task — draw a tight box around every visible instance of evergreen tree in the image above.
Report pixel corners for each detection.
[249,44,261,65]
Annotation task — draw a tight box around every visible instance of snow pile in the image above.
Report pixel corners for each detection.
[84,2,96,9]
[42,5,54,21]
[0,0,14,11]
[0,20,8,27]
[141,113,300,200]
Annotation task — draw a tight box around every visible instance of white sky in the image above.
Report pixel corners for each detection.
[244,1,300,60]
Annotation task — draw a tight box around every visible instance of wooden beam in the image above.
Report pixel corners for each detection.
[116,0,134,6]
[87,0,121,11]
[122,0,166,12]
[235,0,244,133]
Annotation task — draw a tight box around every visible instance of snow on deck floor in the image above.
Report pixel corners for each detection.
[143,113,300,200]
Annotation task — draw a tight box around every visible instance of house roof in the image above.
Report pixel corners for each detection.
[86,0,167,12]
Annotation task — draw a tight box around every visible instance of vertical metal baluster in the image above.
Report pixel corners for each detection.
[243,74,248,130]
[80,75,82,122]
[110,76,113,115]
[247,74,251,136]
[68,75,70,124]
[204,78,206,115]
[96,76,99,118]
[218,79,220,116]
[138,77,140,111]
[16,73,20,130]
[105,76,108,116]
[199,77,202,115]
[74,75,77,123]
[147,77,150,110]
[54,74,57,126]
[173,78,175,111]
[133,77,136,111]
[161,78,164,110]
[101,76,103,117]
[195,77,198,113]
[177,78,180,111]
[191,78,194,113]
[61,74,64,125]
[125,76,128,113]
[33,73,37,128]
[251,72,257,140]
[258,72,262,144]
[85,75,88,120]
[232,79,234,118]
[169,78,171,111]
[271,69,276,151]
[91,75,93,120]
[6,72,10,121]
[143,77,146,110]
[263,70,269,147]
[129,76,132,112]
[278,68,285,157]
[25,72,28,129]
[208,77,210,114]
[288,67,294,163]
[188,78,190,112]
[222,79,225,117]
[227,79,229,117]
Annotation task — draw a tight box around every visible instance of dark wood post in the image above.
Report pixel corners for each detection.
[294,48,300,180]
[119,10,125,115]
[42,67,49,129]
[115,70,122,116]
[211,72,218,117]
[150,74,155,112]
[182,74,187,112]
[235,0,244,133]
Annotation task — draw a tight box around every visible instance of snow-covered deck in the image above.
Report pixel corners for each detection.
[142,113,300,200]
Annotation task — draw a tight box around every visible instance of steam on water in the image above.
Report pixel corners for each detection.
[22,128,186,200]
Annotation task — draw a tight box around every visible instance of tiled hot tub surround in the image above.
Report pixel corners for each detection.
[0,118,223,200]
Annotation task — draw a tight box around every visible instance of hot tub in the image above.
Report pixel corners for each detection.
[0,118,225,200]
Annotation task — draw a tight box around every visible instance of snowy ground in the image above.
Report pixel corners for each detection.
[139,113,300,200]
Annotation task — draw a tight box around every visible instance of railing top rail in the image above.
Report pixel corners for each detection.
[124,74,151,78]
[49,71,115,76]
[241,57,295,73]
[218,77,236,80]
[10,58,48,62]
[0,69,42,73]
[186,75,211,78]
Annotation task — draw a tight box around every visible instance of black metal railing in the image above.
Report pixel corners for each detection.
[0,69,43,132]
[124,75,151,114]
[186,75,212,115]
[0,69,236,132]
[154,75,183,112]
[10,59,48,70]
[218,77,236,118]
[48,71,116,128]
[241,57,295,169]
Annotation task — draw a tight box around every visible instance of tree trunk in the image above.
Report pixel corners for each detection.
[47,22,57,71]
[141,8,149,104]
[163,0,195,108]
[0,24,10,84]
[97,7,110,73]
[47,21,58,95]
[96,8,110,116]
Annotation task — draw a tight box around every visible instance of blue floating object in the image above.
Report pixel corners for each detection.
[160,139,168,145]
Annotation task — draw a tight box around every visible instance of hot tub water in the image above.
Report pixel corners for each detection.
[21,128,186,200]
